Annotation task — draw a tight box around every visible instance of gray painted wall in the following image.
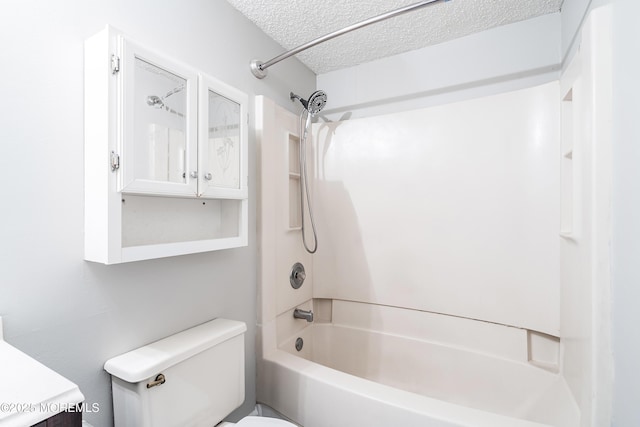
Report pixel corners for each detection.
[0,1,314,426]
[318,12,561,119]
[611,1,640,425]
[561,0,592,60]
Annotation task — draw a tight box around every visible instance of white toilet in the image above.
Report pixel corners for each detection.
[104,318,296,427]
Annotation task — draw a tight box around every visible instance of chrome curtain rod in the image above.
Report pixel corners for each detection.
[250,0,449,79]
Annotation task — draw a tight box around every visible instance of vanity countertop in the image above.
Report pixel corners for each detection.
[0,340,84,426]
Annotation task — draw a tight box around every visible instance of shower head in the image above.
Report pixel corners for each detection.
[307,90,327,115]
[290,90,327,116]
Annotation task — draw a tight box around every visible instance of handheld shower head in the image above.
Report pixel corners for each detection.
[290,90,327,116]
[292,90,326,254]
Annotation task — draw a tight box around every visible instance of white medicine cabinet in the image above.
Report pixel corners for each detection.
[84,26,248,264]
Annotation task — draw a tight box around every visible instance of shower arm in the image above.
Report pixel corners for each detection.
[250,0,449,79]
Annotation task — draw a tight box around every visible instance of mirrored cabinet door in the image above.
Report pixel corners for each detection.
[198,74,248,199]
[120,38,198,196]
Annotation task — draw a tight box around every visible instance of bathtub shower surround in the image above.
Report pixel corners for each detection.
[256,82,574,427]
[312,82,561,336]
[256,7,612,426]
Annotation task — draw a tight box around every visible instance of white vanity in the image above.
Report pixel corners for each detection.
[0,327,84,426]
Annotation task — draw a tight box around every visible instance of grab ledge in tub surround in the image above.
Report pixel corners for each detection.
[0,339,84,427]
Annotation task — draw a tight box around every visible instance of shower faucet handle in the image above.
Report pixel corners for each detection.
[290,263,306,289]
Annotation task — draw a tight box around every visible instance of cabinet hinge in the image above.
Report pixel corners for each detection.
[110,151,120,171]
[111,54,120,74]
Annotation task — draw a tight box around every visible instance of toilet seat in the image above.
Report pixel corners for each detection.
[236,416,297,426]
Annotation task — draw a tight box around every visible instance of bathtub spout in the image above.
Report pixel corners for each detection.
[293,308,314,322]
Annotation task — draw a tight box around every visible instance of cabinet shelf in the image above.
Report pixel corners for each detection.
[121,238,246,263]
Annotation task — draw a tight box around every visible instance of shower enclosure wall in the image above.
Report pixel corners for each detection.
[256,6,612,427]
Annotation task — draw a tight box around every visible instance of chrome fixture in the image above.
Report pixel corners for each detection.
[295,337,304,352]
[293,308,314,323]
[292,90,327,254]
[290,262,306,289]
[290,91,327,116]
[250,0,450,78]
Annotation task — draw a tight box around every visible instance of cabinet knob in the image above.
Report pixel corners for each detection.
[190,171,198,179]
[204,173,212,180]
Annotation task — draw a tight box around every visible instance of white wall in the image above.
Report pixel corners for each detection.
[611,0,640,425]
[313,83,561,336]
[0,1,315,426]
[561,0,640,425]
[557,7,614,426]
[318,12,561,119]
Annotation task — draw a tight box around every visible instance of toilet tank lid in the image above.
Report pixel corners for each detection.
[104,318,247,383]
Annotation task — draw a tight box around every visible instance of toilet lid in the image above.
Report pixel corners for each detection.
[236,416,297,427]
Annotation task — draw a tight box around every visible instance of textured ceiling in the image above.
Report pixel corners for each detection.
[226,0,563,75]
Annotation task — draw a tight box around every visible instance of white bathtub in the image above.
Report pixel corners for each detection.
[257,302,579,427]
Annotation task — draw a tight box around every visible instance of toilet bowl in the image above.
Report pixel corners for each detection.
[104,319,296,427]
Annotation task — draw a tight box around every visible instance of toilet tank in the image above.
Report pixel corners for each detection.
[104,318,247,427]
